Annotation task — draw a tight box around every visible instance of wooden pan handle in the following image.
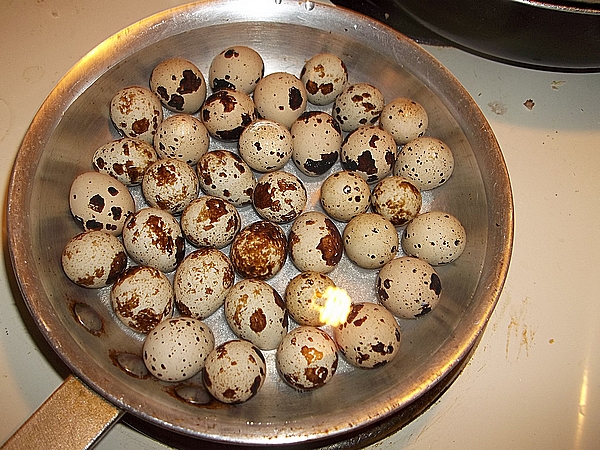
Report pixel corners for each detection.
[2,375,123,449]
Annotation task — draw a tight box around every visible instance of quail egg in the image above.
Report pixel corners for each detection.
[209,45,264,95]
[196,150,256,207]
[284,271,336,327]
[253,171,307,224]
[253,72,308,129]
[394,136,454,191]
[300,52,348,106]
[238,119,293,172]
[319,170,371,222]
[371,176,422,227]
[110,86,163,144]
[69,171,135,236]
[380,97,428,145]
[143,317,214,382]
[332,83,384,132]
[401,211,466,265]
[377,256,442,319]
[150,57,207,114]
[341,125,397,184]
[111,265,174,333]
[180,196,240,249]
[200,88,257,141]
[174,248,235,320]
[343,213,399,269]
[291,111,342,176]
[224,278,288,350]
[92,138,158,186]
[334,302,401,369]
[276,326,338,390]
[203,339,266,404]
[61,230,127,288]
[154,114,210,165]
[142,158,199,215]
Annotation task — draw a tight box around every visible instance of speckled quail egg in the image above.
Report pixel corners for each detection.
[142,158,199,215]
[291,111,342,176]
[224,278,288,350]
[111,265,174,333]
[203,339,266,404]
[69,171,135,236]
[253,171,307,224]
[401,211,466,265]
[276,326,338,390]
[154,114,210,165]
[377,256,442,319]
[394,136,454,191]
[343,213,399,269]
[334,302,401,369]
[196,150,256,207]
[61,230,127,288]
[92,138,158,186]
[122,207,185,273]
[200,89,256,141]
[143,317,214,382]
[238,119,293,172]
[341,126,397,184]
[174,248,235,320]
[209,46,264,95]
[285,271,336,327]
[371,176,422,227]
[110,86,163,144]
[332,83,384,132]
[380,97,428,145]
[288,211,343,273]
[180,196,240,249]
[253,72,308,129]
[300,53,348,106]
[229,221,287,280]
[319,171,371,222]
[150,57,207,114]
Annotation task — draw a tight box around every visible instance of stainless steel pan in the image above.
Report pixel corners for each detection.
[5,0,513,447]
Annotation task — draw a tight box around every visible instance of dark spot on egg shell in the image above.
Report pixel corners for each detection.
[177,69,203,95]
[305,366,329,387]
[88,194,105,213]
[250,375,263,397]
[430,272,442,296]
[305,80,318,95]
[288,86,304,110]
[85,219,103,232]
[132,118,150,135]
[167,94,185,111]
[156,85,169,102]
[250,308,267,332]
[213,78,236,91]
[107,250,128,285]
[303,151,338,175]
[316,218,343,266]
[223,48,239,58]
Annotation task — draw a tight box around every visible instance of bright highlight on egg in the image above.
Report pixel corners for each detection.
[316,286,352,327]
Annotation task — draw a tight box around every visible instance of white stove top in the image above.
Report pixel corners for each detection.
[1,1,599,448]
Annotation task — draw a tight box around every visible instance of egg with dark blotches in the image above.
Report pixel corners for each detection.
[291,111,342,176]
[224,279,288,350]
[110,86,163,144]
[285,271,336,327]
[253,171,307,224]
[341,125,397,184]
[371,176,422,227]
[253,72,307,129]
[200,89,256,141]
[180,196,240,249]
[377,256,442,319]
[143,317,214,382]
[239,119,293,172]
[300,52,348,106]
[209,46,264,95]
[142,158,199,215]
[150,57,207,114]
[203,339,266,404]
[92,138,158,186]
[332,83,384,133]
[334,302,401,369]
[154,114,210,165]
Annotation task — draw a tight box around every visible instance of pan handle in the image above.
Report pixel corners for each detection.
[2,375,123,449]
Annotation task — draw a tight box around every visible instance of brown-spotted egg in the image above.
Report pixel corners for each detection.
[288,211,343,274]
[284,271,336,327]
[203,339,266,404]
[377,256,442,319]
[380,97,428,145]
[196,150,256,207]
[224,278,288,350]
[229,221,287,280]
[110,86,163,144]
[253,72,308,129]
[142,158,199,215]
[334,302,401,369]
[253,171,307,224]
[154,114,210,165]
[238,119,293,172]
[61,230,127,288]
[300,52,348,106]
[276,326,338,390]
[122,207,185,273]
[343,213,398,269]
[291,111,342,176]
[111,265,174,333]
[319,170,371,222]
[401,211,466,265]
[200,89,256,141]
[341,125,397,184]
[180,196,240,249]
[371,176,422,227]
[143,317,214,382]
[332,83,384,132]
[174,248,235,320]
[92,138,158,186]
[150,57,207,114]
[394,136,454,191]
[209,46,264,95]
[69,171,135,236]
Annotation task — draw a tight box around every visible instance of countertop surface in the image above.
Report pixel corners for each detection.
[1,1,599,449]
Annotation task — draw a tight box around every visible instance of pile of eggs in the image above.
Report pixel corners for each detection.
[62,46,466,404]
